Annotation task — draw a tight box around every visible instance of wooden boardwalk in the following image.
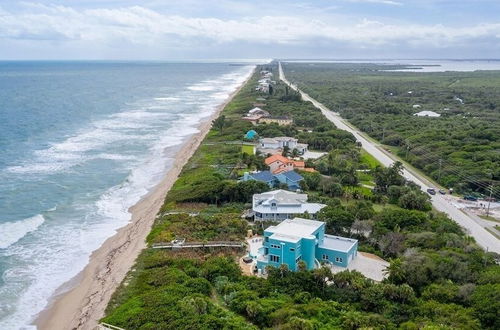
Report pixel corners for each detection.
[96,323,126,330]
[151,241,245,249]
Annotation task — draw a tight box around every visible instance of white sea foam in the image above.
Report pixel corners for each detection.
[187,85,215,91]
[0,63,256,329]
[154,97,180,101]
[0,215,45,249]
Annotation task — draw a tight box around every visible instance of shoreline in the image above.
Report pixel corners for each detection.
[34,66,255,330]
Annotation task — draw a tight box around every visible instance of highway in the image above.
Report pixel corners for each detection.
[279,61,500,253]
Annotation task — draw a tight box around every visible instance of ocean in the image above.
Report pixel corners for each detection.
[0,61,254,329]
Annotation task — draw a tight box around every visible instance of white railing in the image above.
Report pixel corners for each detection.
[96,322,126,330]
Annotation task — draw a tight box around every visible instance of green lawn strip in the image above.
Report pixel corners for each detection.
[485,227,500,240]
[479,215,500,223]
[360,149,382,168]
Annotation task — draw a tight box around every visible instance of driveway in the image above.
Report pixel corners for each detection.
[329,252,389,282]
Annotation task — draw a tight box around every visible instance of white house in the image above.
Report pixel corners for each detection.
[414,111,441,117]
[248,107,270,117]
[258,136,308,154]
[252,190,326,221]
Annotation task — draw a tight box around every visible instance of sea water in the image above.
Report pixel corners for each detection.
[0,61,255,329]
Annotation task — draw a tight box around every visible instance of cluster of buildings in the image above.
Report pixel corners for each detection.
[242,107,293,126]
[240,70,358,274]
[244,190,358,274]
[256,70,275,93]
[243,70,294,126]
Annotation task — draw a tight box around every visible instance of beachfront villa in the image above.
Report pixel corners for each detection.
[252,190,326,221]
[258,136,308,155]
[256,218,358,273]
[242,170,304,190]
[242,107,270,123]
[265,154,315,174]
[248,107,270,117]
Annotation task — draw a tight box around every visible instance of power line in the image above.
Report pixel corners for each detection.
[398,139,500,195]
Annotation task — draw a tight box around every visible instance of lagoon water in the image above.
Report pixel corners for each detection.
[285,59,500,72]
[0,61,254,329]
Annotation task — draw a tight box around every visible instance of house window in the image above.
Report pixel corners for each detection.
[270,255,280,263]
[290,248,295,252]
[322,254,329,260]
[335,257,343,263]
[295,256,301,263]
[264,237,269,242]
[270,244,281,249]
[271,202,276,207]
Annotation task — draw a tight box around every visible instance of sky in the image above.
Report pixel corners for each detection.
[0,0,499,60]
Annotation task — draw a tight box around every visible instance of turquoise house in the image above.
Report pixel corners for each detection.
[257,218,358,273]
[245,130,258,139]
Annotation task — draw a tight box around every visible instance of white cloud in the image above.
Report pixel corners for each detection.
[345,0,403,6]
[0,3,499,57]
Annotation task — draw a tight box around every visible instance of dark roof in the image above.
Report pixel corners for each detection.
[279,170,303,182]
[251,171,275,182]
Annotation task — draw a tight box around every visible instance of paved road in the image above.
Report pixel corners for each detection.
[279,62,500,253]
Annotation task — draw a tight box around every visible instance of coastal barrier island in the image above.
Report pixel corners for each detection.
[98,63,499,329]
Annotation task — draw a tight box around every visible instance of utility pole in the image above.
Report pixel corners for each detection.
[486,181,493,217]
[438,159,442,182]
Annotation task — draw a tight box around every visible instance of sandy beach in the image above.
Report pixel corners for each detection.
[34,67,254,330]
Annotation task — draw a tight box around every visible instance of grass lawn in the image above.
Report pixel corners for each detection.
[479,215,500,223]
[360,148,382,169]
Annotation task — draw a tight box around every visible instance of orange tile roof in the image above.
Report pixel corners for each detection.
[273,167,291,174]
[293,161,305,168]
[264,154,293,165]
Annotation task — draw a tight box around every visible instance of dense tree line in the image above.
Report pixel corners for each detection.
[102,63,500,330]
[284,62,500,197]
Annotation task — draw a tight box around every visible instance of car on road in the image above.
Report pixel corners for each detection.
[439,189,446,195]
[427,188,436,195]
[463,195,478,201]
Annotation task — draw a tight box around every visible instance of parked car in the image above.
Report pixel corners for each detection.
[463,195,478,201]
[427,188,436,195]
[439,189,446,195]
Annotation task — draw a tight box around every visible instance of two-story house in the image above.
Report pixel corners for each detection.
[265,155,316,174]
[259,137,308,155]
[257,218,358,273]
[242,170,304,190]
[252,190,326,221]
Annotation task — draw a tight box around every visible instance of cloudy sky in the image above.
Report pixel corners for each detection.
[0,0,499,60]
